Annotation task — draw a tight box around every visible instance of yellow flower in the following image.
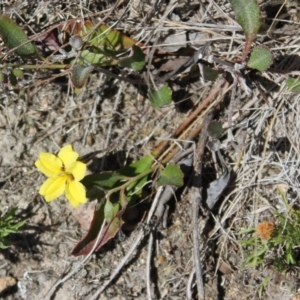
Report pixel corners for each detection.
[35,145,87,208]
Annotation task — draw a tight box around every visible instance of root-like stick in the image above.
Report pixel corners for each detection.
[161,81,229,165]
[187,268,195,300]
[147,232,155,299]
[155,79,227,165]
[153,79,226,158]
[190,113,212,300]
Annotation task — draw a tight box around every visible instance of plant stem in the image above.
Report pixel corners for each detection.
[106,167,156,198]
[1,63,69,70]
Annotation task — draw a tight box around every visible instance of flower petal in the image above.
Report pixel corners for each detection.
[58,145,78,169]
[65,180,86,208]
[39,176,67,202]
[67,161,86,181]
[35,152,63,177]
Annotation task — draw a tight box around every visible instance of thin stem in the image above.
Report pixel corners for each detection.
[2,63,69,70]
[106,167,156,198]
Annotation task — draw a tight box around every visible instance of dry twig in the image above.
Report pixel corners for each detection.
[190,114,212,300]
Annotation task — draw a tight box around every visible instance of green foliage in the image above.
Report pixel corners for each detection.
[80,49,117,66]
[73,155,154,255]
[72,199,126,256]
[82,154,153,199]
[118,45,146,71]
[12,68,24,78]
[9,71,18,86]
[67,21,138,66]
[229,0,261,38]
[258,276,270,299]
[286,78,300,92]
[270,210,300,268]
[82,171,127,191]
[157,164,184,187]
[247,46,273,72]
[120,154,154,197]
[202,65,222,81]
[104,199,117,222]
[71,65,94,88]
[75,154,189,255]
[239,208,300,272]
[0,15,39,57]
[148,84,172,109]
[207,121,225,138]
[81,23,136,51]
[0,207,25,249]
[229,0,261,60]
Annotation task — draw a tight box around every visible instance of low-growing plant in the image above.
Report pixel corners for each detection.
[0,207,25,249]
[239,189,300,273]
[35,144,184,255]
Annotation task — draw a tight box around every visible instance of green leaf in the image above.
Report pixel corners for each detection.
[72,198,127,256]
[12,68,24,78]
[119,155,154,198]
[74,87,84,95]
[104,199,114,221]
[207,121,225,138]
[80,22,137,51]
[157,164,184,187]
[286,252,296,265]
[119,189,128,208]
[80,49,117,66]
[0,15,39,57]
[118,45,146,71]
[85,186,105,200]
[229,0,261,38]
[148,84,172,109]
[120,155,153,177]
[9,72,18,86]
[229,0,261,60]
[0,207,25,249]
[202,65,222,81]
[245,256,264,268]
[244,247,267,267]
[82,155,153,201]
[71,65,93,88]
[286,78,300,92]
[65,20,139,67]
[81,171,126,191]
[72,155,154,256]
[247,46,273,71]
